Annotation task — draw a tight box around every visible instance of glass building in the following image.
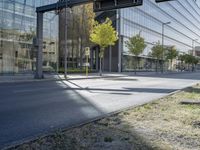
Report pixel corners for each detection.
[117,0,200,72]
[0,0,200,74]
[0,0,59,74]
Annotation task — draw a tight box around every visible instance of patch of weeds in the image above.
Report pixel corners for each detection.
[112,117,121,125]
[37,137,47,146]
[182,120,189,125]
[192,121,200,128]
[163,118,169,122]
[151,101,159,105]
[104,136,113,142]
[135,107,141,112]
[122,124,131,129]
[97,120,109,126]
[143,104,152,110]
[183,104,200,110]
[184,92,199,99]
[121,137,130,141]
[123,111,130,116]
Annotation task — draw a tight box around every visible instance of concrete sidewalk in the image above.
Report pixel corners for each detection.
[0,73,126,83]
[0,71,198,83]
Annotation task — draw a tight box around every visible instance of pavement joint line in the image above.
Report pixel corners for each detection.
[2,83,198,150]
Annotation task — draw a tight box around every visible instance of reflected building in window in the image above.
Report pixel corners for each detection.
[93,0,200,72]
[0,0,58,74]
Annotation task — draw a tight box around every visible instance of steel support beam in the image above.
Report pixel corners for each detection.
[109,45,112,72]
[36,0,92,13]
[117,9,122,73]
[35,12,44,79]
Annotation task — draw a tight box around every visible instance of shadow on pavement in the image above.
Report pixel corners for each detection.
[1,79,161,150]
[0,80,104,149]
[58,86,178,94]
[127,72,200,80]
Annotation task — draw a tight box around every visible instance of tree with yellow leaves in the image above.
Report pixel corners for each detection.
[90,18,118,76]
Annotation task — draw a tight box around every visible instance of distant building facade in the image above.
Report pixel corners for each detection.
[60,0,200,72]
[191,46,200,57]
[107,0,200,72]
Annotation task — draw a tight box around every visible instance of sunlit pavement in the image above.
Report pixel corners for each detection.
[0,72,199,149]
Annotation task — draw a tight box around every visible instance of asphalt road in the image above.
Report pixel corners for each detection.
[0,72,200,149]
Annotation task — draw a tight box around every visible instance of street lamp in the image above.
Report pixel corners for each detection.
[161,21,171,73]
[192,39,198,56]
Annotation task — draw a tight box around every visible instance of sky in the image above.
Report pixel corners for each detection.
[196,0,200,7]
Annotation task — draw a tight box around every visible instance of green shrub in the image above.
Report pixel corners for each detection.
[58,68,94,74]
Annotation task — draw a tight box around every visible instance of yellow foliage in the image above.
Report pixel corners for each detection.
[90,18,118,49]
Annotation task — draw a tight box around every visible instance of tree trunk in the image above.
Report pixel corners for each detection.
[80,38,83,70]
[99,48,104,76]
[72,39,74,68]
[76,38,79,68]
[181,60,183,72]
[134,58,137,75]
[156,59,158,73]
[99,57,102,76]
[137,57,140,72]
[171,59,173,72]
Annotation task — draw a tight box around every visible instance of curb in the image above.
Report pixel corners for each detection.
[2,83,198,150]
[1,71,199,84]
[0,75,127,84]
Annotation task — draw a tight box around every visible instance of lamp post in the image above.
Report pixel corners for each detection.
[192,39,198,56]
[161,21,171,73]
[191,39,198,72]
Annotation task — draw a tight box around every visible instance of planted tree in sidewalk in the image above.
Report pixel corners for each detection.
[151,41,163,72]
[178,54,186,71]
[125,33,146,74]
[184,54,194,71]
[192,57,199,71]
[166,46,178,71]
[90,18,118,76]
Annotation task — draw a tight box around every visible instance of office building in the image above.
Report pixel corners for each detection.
[0,0,58,73]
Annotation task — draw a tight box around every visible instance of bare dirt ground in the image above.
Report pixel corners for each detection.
[8,84,200,150]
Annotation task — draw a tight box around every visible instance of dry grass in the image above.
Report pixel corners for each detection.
[9,84,200,150]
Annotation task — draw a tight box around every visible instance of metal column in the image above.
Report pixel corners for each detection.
[35,12,44,79]
[109,45,112,72]
[64,7,68,79]
[161,23,164,73]
[117,9,122,73]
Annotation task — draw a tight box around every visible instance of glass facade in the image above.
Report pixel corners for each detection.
[120,0,200,71]
[0,0,58,74]
[0,0,199,74]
